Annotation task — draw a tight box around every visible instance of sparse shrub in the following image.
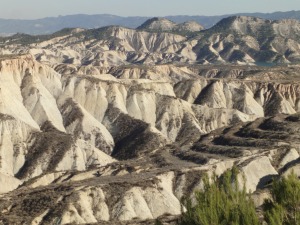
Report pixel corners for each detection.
[155,219,164,225]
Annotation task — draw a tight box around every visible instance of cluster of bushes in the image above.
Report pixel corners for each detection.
[179,167,300,225]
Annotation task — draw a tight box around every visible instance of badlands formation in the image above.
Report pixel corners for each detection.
[0,16,300,224]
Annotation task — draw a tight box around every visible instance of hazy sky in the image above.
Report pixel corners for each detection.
[1,0,300,19]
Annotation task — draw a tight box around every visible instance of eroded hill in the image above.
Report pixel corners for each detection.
[1,16,300,66]
[0,16,300,225]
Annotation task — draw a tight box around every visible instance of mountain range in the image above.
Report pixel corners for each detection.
[0,10,300,35]
[2,16,300,65]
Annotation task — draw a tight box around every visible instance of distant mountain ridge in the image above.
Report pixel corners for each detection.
[137,17,204,34]
[1,10,300,35]
[2,15,300,65]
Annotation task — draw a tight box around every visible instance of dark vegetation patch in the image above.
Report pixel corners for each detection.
[196,45,218,61]
[0,113,15,120]
[16,121,73,179]
[0,189,60,224]
[174,170,205,197]
[285,113,300,122]
[0,28,77,45]
[235,127,289,140]
[60,98,84,137]
[191,114,299,159]
[193,80,215,105]
[213,135,272,148]
[259,117,290,131]
[104,107,165,160]
[103,178,158,211]
[172,150,208,165]
[192,144,246,158]
[228,50,246,62]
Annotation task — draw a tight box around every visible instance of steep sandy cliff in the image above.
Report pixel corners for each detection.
[0,54,299,224]
[0,55,263,195]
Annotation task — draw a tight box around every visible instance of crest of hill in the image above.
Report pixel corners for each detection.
[137,17,204,33]
[210,16,271,34]
[137,17,177,31]
[0,11,300,35]
[176,21,204,32]
[210,15,300,38]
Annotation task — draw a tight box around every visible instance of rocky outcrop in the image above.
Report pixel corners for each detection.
[137,18,204,33]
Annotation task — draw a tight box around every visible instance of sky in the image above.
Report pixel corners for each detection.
[1,0,300,19]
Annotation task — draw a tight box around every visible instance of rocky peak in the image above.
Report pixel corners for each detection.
[272,18,300,38]
[138,18,204,34]
[137,17,177,31]
[211,16,269,34]
[175,21,204,32]
[208,15,300,42]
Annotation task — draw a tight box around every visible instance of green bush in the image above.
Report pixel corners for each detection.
[179,167,259,225]
[264,171,300,225]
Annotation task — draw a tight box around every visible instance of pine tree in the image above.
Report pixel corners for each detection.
[264,171,300,225]
[179,167,259,225]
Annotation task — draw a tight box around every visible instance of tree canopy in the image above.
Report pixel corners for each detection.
[264,172,300,225]
[180,167,259,225]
